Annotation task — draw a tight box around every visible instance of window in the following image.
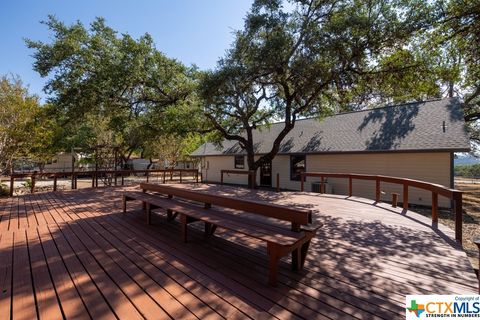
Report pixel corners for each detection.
[234,155,245,169]
[290,155,306,181]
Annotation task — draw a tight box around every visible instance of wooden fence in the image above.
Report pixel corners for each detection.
[300,172,464,244]
[8,169,201,197]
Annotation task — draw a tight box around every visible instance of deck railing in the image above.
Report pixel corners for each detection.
[7,169,201,197]
[300,172,463,244]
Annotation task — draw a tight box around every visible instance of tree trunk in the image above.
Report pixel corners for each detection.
[246,152,257,189]
[448,81,454,98]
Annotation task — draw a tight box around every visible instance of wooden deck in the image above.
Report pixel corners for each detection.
[0,184,477,320]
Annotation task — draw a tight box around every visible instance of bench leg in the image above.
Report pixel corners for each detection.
[180,214,188,243]
[122,195,127,213]
[300,239,311,269]
[167,210,179,222]
[204,222,211,236]
[146,203,151,225]
[291,248,302,271]
[204,223,217,236]
[267,243,280,286]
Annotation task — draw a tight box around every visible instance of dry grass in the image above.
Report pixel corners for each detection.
[456,181,480,272]
[415,179,480,273]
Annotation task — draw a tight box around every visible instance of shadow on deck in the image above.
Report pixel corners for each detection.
[0,185,477,319]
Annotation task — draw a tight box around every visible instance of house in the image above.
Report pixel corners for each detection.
[126,157,152,171]
[191,98,470,207]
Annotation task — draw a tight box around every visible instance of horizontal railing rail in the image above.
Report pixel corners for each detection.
[7,168,201,197]
[300,171,463,244]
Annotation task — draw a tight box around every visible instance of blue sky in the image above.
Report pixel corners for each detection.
[0,0,253,101]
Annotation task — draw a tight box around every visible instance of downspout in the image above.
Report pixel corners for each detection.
[451,152,455,209]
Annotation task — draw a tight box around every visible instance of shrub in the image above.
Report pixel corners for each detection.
[22,178,33,190]
[0,183,9,197]
[455,164,480,178]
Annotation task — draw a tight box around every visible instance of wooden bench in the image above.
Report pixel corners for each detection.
[122,183,322,285]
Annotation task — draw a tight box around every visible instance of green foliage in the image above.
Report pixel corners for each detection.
[143,132,204,168]
[22,178,33,190]
[200,0,432,171]
[26,16,201,163]
[0,75,57,173]
[455,164,480,178]
[0,183,9,197]
[350,0,480,143]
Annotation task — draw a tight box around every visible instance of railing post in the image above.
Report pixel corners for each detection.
[300,173,305,192]
[196,170,199,183]
[392,193,399,208]
[53,176,58,191]
[221,171,224,185]
[163,171,166,184]
[121,174,125,186]
[375,178,380,202]
[180,171,182,183]
[31,173,36,194]
[403,184,409,210]
[71,169,75,190]
[146,171,149,183]
[348,176,352,197]
[276,173,280,192]
[473,237,480,294]
[114,171,117,186]
[320,176,325,194]
[432,192,438,224]
[454,191,463,244]
[92,173,95,188]
[10,175,14,197]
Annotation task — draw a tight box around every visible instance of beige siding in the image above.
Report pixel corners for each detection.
[200,155,260,186]
[304,153,451,207]
[200,152,452,208]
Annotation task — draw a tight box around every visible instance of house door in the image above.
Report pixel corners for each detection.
[260,161,272,186]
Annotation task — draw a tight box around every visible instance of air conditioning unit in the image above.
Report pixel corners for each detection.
[311,181,333,194]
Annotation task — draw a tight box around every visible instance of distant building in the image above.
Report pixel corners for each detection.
[126,158,152,171]
[43,152,79,172]
[192,98,470,207]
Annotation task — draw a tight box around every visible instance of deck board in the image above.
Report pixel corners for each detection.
[12,230,37,320]
[0,231,14,320]
[0,184,477,320]
[26,227,63,320]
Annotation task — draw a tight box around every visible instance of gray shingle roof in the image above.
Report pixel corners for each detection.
[192,98,471,156]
